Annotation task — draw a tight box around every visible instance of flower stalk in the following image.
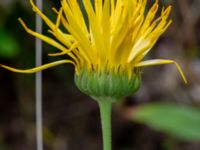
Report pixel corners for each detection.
[98,99,112,150]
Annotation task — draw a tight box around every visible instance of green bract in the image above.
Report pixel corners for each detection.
[75,68,141,102]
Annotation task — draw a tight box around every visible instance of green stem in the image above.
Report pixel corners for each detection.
[98,100,112,150]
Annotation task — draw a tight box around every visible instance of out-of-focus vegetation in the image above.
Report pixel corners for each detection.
[0,0,200,150]
[134,103,200,141]
[0,28,20,58]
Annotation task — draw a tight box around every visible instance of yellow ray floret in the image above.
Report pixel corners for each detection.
[135,59,187,84]
[18,18,70,53]
[0,60,74,73]
[0,0,187,84]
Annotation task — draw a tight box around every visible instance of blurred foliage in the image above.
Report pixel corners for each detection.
[0,28,20,58]
[133,103,200,141]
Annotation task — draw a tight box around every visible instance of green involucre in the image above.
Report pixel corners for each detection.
[75,68,141,102]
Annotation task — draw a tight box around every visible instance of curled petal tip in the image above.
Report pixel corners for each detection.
[135,59,188,84]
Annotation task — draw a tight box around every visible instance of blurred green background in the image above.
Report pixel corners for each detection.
[0,0,200,150]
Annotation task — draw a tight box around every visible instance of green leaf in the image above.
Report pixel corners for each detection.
[0,28,20,58]
[133,103,200,141]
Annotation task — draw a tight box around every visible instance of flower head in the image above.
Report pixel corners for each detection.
[1,0,187,100]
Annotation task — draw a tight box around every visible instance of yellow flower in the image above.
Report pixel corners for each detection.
[0,0,187,84]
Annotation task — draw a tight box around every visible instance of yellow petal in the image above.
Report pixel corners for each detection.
[0,60,74,73]
[18,18,69,52]
[83,0,106,60]
[30,0,73,48]
[30,0,55,30]
[48,42,78,56]
[48,51,69,57]
[135,59,188,84]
